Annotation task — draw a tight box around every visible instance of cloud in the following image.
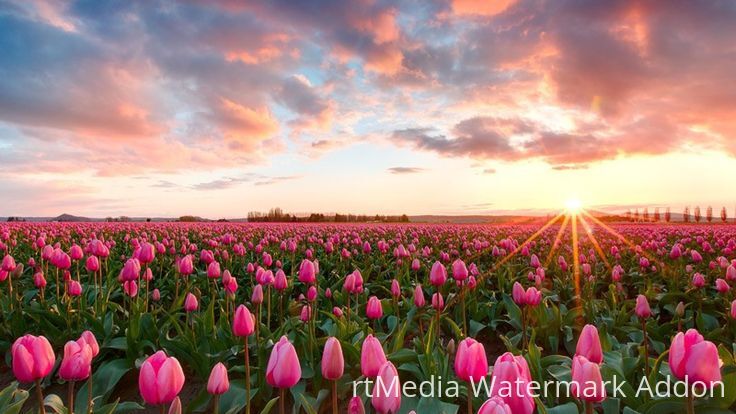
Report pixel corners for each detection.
[254,176,301,186]
[388,167,425,174]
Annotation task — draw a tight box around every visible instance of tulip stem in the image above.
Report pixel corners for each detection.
[584,401,594,414]
[332,380,338,414]
[35,380,46,414]
[467,391,472,414]
[87,373,94,413]
[279,388,285,414]
[245,338,251,414]
[160,405,166,414]
[67,381,75,413]
[521,307,527,351]
[642,320,649,376]
[213,395,220,414]
[686,391,695,414]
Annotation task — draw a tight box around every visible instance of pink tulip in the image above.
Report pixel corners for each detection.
[168,397,182,414]
[68,280,82,297]
[321,337,344,380]
[477,397,512,414]
[727,265,736,281]
[371,362,401,414]
[274,269,288,291]
[307,285,318,302]
[138,242,155,264]
[184,293,198,312]
[152,289,161,301]
[298,259,316,284]
[489,352,534,414]
[333,306,343,317]
[576,325,603,364]
[452,259,468,281]
[79,331,100,357]
[34,272,47,288]
[11,334,55,383]
[124,280,138,297]
[635,295,652,319]
[138,351,185,405]
[454,337,488,383]
[121,258,141,281]
[59,340,93,381]
[692,273,705,288]
[525,287,542,307]
[178,255,194,276]
[2,254,16,271]
[432,292,444,310]
[391,279,401,298]
[429,261,447,286]
[512,282,526,306]
[85,256,100,272]
[207,363,230,395]
[361,334,387,377]
[366,296,383,320]
[207,261,221,279]
[266,336,301,388]
[348,396,365,414]
[300,305,311,322]
[668,329,721,384]
[251,284,264,304]
[571,355,606,402]
[715,278,730,293]
[233,305,255,337]
[413,285,425,307]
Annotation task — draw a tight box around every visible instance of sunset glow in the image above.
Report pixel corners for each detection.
[1,0,735,218]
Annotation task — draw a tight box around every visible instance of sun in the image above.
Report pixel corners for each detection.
[565,198,583,213]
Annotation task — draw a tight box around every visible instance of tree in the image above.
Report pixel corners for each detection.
[643,208,649,221]
[694,206,701,223]
[683,207,690,223]
[706,206,713,223]
[634,209,640,221]
[722,207,728,223]
[626,210,632,221]
[654,207,661,221]
[665,207,671,222]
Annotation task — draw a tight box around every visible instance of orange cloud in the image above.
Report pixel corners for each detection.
[452,0,516,17]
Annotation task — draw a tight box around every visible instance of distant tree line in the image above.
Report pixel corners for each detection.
[624,206,733,223]
[247,207,409,223]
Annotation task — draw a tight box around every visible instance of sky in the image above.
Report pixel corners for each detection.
[1,0,735,218]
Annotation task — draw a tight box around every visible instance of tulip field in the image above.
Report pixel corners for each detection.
[1,219,736,414]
